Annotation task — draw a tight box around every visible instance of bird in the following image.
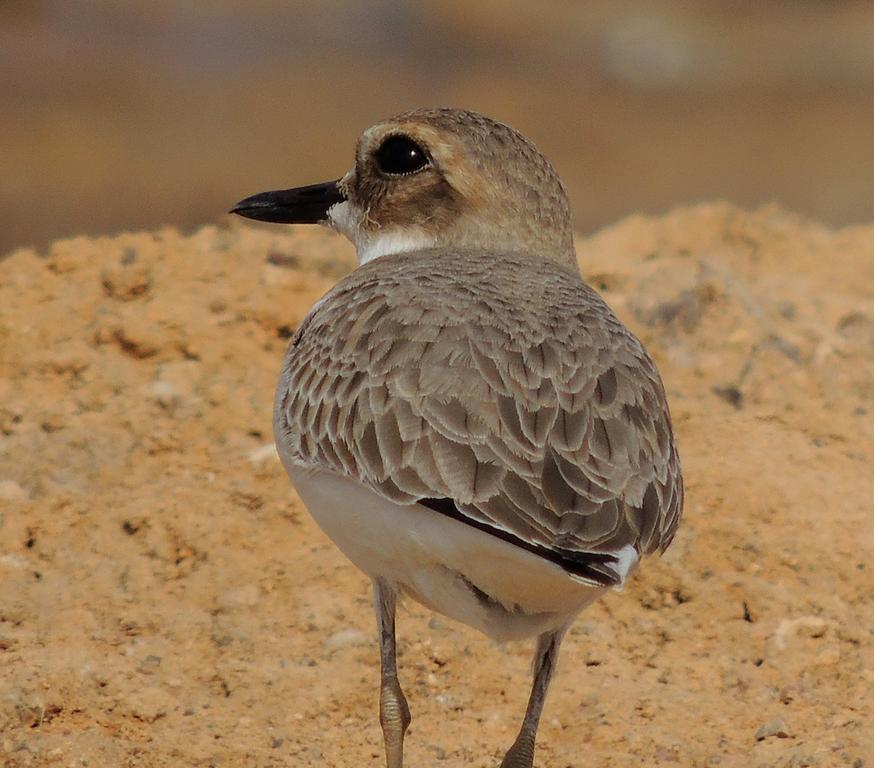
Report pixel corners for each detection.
[231,107,683,768]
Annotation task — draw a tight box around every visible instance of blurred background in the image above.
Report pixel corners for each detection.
[3,0,874,255]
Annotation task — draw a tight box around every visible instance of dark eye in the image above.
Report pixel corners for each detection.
[374,135,429,176]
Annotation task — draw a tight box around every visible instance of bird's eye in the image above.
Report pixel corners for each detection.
[374,135,429,176]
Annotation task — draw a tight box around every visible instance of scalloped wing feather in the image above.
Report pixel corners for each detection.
[275,249,683,585]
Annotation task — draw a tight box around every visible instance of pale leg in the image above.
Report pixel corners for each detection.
[500,628,566,768]
[373,579,411,768]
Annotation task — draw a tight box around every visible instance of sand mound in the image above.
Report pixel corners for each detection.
[1,204,871,767]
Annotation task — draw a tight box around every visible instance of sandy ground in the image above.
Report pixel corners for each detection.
[1,205,872,767]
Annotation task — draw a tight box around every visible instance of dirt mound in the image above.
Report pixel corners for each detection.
[1,204,871,766]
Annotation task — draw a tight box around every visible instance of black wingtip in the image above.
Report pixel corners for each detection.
[417,497,620,587]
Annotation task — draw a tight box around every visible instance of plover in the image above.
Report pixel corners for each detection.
[232,108,683,768]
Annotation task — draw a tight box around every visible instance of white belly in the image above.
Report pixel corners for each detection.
[288,463,605,641]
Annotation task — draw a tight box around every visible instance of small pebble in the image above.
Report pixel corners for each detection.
[323,628,369,651]
[248,442,279,464]
[0,480,27,501]
[755,717,792,741]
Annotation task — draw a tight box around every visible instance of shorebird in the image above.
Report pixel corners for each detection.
[232,108,683,768]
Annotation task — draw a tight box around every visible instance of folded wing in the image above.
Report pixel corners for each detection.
[275,250,683,588]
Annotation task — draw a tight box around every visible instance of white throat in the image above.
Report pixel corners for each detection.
[328,201,434,265]
[356,229,435,265]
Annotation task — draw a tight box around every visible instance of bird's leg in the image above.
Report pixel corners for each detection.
[373,579,411,768]
[500,628,566,768]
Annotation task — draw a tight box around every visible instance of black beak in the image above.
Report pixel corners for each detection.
[230,180,345,224]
